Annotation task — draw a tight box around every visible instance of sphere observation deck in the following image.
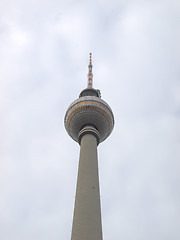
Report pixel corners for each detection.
[64,53,114,144]
[64,88,114,144]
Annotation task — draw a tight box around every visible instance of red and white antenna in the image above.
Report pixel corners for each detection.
[87,53,93,88]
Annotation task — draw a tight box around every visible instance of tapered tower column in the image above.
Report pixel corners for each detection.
[71,125,102,240]
[64,54,114,240]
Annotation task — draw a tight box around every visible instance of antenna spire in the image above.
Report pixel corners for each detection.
[88,53,93,88]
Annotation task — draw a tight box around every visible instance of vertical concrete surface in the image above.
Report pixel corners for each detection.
[71,131,103,240]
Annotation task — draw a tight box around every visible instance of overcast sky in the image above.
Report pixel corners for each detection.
[0,0,180,239]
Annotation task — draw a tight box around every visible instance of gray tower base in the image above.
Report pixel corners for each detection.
[71,126,103,240]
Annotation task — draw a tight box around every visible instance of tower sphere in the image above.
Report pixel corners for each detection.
[64,87,114,144]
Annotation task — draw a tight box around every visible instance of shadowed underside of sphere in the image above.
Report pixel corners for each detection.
[64,95,114,143]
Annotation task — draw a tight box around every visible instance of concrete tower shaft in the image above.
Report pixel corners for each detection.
[71,126,102,240]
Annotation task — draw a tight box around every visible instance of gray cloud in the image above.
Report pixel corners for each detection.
[0,0,180,239]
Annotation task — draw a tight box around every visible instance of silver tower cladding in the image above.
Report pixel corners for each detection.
[64,53,114,240]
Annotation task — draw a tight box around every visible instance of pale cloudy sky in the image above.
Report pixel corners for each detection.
[0,0,180,239]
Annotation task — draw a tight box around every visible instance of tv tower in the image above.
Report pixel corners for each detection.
[64,53,114,240]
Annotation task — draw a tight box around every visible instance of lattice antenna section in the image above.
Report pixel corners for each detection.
[88,53,93,88]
